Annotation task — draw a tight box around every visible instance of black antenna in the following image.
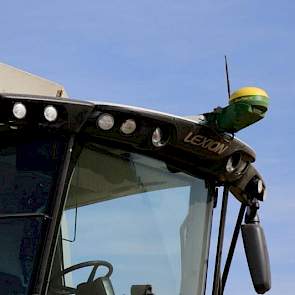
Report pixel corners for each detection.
[224,55,231,99]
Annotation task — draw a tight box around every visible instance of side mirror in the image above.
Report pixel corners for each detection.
[241,223,271,294]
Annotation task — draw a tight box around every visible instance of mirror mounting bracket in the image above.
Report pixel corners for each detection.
[245,198,260,224]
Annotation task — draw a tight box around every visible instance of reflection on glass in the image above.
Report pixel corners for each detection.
[0,139,65,214]
[0,218,42,293]
[54,144,213,295]
[0,136,68,295]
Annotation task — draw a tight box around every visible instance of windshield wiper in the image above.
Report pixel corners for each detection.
[0,212,51,220]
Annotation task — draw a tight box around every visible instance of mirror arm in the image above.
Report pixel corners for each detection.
[221,199,261,294]
[212,185,230,295]
[221,203,247,293]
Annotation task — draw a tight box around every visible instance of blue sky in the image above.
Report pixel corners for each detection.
[1,0,294,294]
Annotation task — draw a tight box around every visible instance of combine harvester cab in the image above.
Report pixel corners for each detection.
[0,63,271,295]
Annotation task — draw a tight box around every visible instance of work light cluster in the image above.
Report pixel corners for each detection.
[226,153,265,200]
[97,113,167,147]
[12,102,58,122]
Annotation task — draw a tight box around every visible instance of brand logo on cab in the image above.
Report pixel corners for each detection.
[184,132,229,155]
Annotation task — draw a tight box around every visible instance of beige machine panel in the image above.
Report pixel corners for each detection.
[0,63,68,98]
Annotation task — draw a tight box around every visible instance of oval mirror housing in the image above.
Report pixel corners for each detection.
[241,223,271,294]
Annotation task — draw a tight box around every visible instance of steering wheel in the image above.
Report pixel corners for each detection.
[49,260,113,295]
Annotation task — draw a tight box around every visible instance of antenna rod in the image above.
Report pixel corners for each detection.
[225,55,231,99]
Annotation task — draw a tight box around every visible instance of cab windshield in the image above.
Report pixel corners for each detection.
[50,143,213,295]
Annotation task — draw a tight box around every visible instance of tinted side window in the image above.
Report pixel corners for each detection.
[0,134,68,294]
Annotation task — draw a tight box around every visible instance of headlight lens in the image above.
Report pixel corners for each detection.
[97,113,115,130]
[226,153,241,173]
[152,127,167,147]
[226,153,248,175]
[44,105,58,122]
[13,103,27,119]
[120,119,136,135]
